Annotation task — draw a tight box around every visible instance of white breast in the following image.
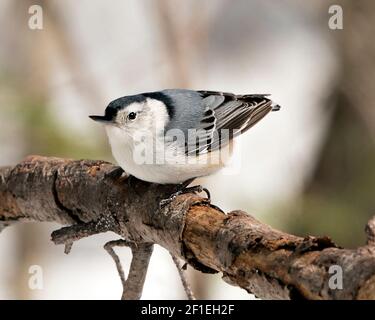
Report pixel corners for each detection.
[105,125,229,184]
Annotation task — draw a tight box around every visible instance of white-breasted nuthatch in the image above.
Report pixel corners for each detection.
[90,89,280,184]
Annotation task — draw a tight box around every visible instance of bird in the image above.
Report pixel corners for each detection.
[89,89,280,185]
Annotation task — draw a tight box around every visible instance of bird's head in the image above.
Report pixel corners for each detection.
[90,93,173,140]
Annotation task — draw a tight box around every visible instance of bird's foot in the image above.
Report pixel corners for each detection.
[104,167,137,187]
[126,174,137,188]
[104,166,125,180]
[159,184,210,209]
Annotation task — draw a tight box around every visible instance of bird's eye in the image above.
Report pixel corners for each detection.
[127,112,137,121]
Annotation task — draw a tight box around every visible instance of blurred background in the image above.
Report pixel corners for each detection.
[0,0,374,299]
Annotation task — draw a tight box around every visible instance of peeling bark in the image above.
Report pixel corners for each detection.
[1,155,374,299]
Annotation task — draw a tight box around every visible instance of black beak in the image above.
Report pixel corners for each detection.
[89,115,112,124]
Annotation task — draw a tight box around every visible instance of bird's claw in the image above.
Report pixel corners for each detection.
[159,185,210,209]
[104,166,124,180]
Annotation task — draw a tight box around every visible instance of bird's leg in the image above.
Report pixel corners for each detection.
[178,185,211,200]
[159,179,210,208]
[126,174,136,189]
[104,166,125,179]
[103,166,137,190]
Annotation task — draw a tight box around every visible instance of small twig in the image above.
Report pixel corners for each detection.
[51,215,117,246]
[52,215,119,255]
[104,239,132,289]
[64,242,73,254]
[171,253,196,300]
[104,239,153,300]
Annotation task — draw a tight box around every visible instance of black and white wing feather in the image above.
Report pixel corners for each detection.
[186,91,280,155]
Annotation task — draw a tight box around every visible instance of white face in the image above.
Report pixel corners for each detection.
[110,98,169,137]
[104,98,171,172]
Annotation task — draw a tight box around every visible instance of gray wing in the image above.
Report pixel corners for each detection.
[163,89,209,153]
[161,89,279,156]
[186,90,280,155]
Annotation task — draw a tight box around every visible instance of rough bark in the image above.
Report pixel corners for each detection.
[1,155,375,300]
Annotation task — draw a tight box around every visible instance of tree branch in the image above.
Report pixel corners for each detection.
[103,239,154,300]
[121,242,153,300]
[170,253,196,300]
[1,155,375,299]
